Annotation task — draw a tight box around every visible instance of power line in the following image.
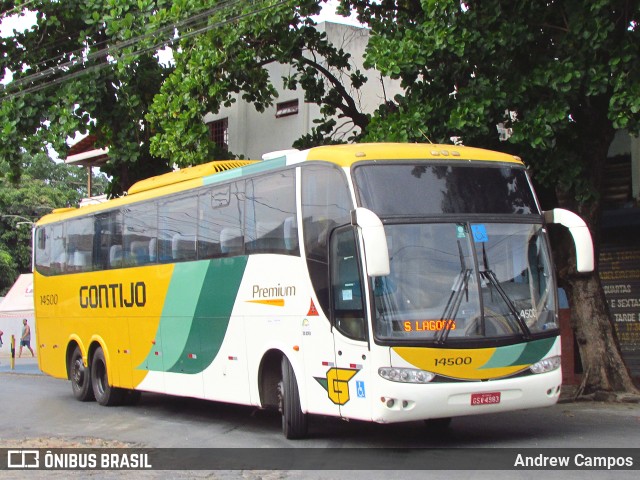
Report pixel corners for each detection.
[2,0,294,101]
[2,0,247,95]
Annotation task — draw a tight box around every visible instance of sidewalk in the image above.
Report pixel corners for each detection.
[0,352,42,375]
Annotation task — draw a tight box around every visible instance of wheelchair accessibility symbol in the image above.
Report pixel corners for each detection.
[471,224,489,243]
[356,380,366,398]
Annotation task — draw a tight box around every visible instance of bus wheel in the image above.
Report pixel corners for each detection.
[70,346,95,402]
[278,357,308,439]
[91,347,124,406]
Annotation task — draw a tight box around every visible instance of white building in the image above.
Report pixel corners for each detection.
[202,21,402,159]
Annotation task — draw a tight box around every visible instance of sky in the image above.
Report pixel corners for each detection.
[0,8,37,37]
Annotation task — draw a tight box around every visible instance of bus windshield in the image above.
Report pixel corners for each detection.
[371,222,557,344]
[353,163,538,215]
[353,162,556,344]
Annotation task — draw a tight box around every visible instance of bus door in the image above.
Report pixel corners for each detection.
[329,226,372,421]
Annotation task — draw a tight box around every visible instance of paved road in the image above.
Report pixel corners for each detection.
[1,355,639,479]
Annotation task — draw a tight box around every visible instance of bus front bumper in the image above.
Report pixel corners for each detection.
[368,369,562,424]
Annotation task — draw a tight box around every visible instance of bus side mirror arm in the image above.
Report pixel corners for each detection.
[351,208,390,277]
[543,208,594,273]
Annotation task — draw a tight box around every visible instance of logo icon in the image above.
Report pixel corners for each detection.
[7,450,39,469]
[314,368,359,405]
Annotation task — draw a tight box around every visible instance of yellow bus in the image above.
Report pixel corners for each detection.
[33,143,593,438]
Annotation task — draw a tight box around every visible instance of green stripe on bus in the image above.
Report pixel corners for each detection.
[166,256,248,374]
[479,342,527,369]
[162,262,210,369]
[139,257,248,374]
[511,336,556,366]
[203,158,287,186]
[480,337,556,369]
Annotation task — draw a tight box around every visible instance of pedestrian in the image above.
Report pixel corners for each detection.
[0,329,3,348]
[19,319,34,357]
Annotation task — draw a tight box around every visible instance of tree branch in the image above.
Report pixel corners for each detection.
[298,55,368,130]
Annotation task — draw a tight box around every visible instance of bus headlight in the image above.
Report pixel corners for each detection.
[378,367,435,383]
[529,355,561,374]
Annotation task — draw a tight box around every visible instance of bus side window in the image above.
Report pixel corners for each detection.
[172,233,197,261]
[245,170,297,256]
[124,203,157,266]
[199,181,244,259]
[96,210,123,270]
[301,164,353,317]
[331,227,366,341]
[65,217,93,273]
[220,227,243,255]
[50,224,66,274]
[109,245,123,268]
[159,195,197,263]
[284,216,298,252]
[35,227,51,275]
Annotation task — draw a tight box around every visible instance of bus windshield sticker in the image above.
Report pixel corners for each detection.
[471,224,489,243]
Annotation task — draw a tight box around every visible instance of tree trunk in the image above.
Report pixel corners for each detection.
[554,180,639,396]
[562,272,639,396]
[549,100,639,397]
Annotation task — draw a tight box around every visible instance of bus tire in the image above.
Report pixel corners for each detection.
[278,357,308,439]
[70,346,95,402]
[91,347,124,406]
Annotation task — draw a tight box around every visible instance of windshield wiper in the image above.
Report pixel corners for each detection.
[436,239,471,345]
[479,244,531,339]
[435,269,472,345]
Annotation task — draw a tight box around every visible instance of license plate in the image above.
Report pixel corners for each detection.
[471,392,501,406]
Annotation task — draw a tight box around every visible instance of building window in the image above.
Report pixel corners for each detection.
[276,99,299,118]
[207,118,229,151]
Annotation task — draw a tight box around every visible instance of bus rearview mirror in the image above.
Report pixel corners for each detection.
[543,208,594,273]
[351,208,390,277]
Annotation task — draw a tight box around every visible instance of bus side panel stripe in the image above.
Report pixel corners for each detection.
[203,158,287,186]
[510,336,556,366]
[164,257,248,374]
[154,262,210,370]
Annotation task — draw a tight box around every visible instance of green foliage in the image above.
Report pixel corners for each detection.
[0,0,173,194]
[0,152,97,293]
[146,0,369,166]
[2,0,638,207]
[342,0,640,207]
[0,249,18,296]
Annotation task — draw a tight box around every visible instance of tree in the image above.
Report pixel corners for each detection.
[0,151,99,294]
[0,250,18,296]
[0,0,173,195]
[340,0,639,395]
[146,0,370,164]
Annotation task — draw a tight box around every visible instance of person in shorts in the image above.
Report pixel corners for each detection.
[19,319,35,357]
